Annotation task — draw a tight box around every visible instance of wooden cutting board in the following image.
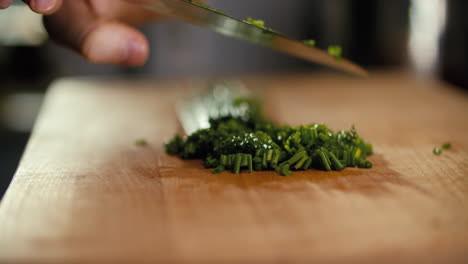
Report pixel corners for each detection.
[0,73,467,263]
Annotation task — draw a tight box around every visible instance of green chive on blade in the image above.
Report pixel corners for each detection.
[244,17,265,28]
[303,40,316,47]
[433,148,442,155]
[328,45,343,60]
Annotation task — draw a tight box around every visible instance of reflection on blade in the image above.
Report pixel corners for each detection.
[141,0,368,76]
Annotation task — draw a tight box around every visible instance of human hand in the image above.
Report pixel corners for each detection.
[0,0,162,66]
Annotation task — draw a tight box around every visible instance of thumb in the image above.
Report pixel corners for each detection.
[44,1,149,67]
[23,0,63,15]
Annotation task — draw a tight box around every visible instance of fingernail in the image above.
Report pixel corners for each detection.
[123,39,147,66]
[33,0,57,13]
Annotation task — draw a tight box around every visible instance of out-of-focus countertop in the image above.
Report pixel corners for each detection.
[0,72,467,263]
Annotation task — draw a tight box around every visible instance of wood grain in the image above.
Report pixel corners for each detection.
[0,73,467,263]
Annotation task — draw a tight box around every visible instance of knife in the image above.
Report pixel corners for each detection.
[139,0,368,76]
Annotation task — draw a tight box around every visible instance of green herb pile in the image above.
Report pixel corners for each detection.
[165,98,373,176]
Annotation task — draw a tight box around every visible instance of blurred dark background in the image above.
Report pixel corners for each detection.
[0,0,467,198]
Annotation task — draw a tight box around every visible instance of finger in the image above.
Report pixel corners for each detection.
[0,0,13,9]
[81,22,149,66]
[23,0,62,15]
[44,2,149,67]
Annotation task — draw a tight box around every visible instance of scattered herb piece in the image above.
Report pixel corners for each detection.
[135,139,148,147]
[328,45,343,60]
[442,143,452,150]
[165,97,374,176]
[433,148,442,155]
[303,40,316,47]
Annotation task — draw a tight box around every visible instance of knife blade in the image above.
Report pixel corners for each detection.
[140,0,368,76]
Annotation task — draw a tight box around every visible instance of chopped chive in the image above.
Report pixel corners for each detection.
[342,150,349,167]
[262,152,268,168]
[247,154,253,173]
[442,143,452,150]
[220,155,227,166]
[303,158,313,170]
[294,156,309,170]
[254,159,263,171]
[271,149,280,166]
[267,149,274,161]
[433,148,442,155]
[303,40,316,47]
[319,133,329,141]
[213,165,225,174]
[135,139,148,147]
[364,160,373,169]
[328,45,342,60]
[279,164,291,176]
[234,153,242,173]
[349,147,356,166]
[255,149,262,157]
[318,150,332,171]
[364,143,374,155]
[285,149,307,165]
[241,154,249,167]
[357,160,365,168]
[244,17,265,28]
[312,128,318,139]
[253,156,262,163]
[354,148,362,160]
[329,152,345,171]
